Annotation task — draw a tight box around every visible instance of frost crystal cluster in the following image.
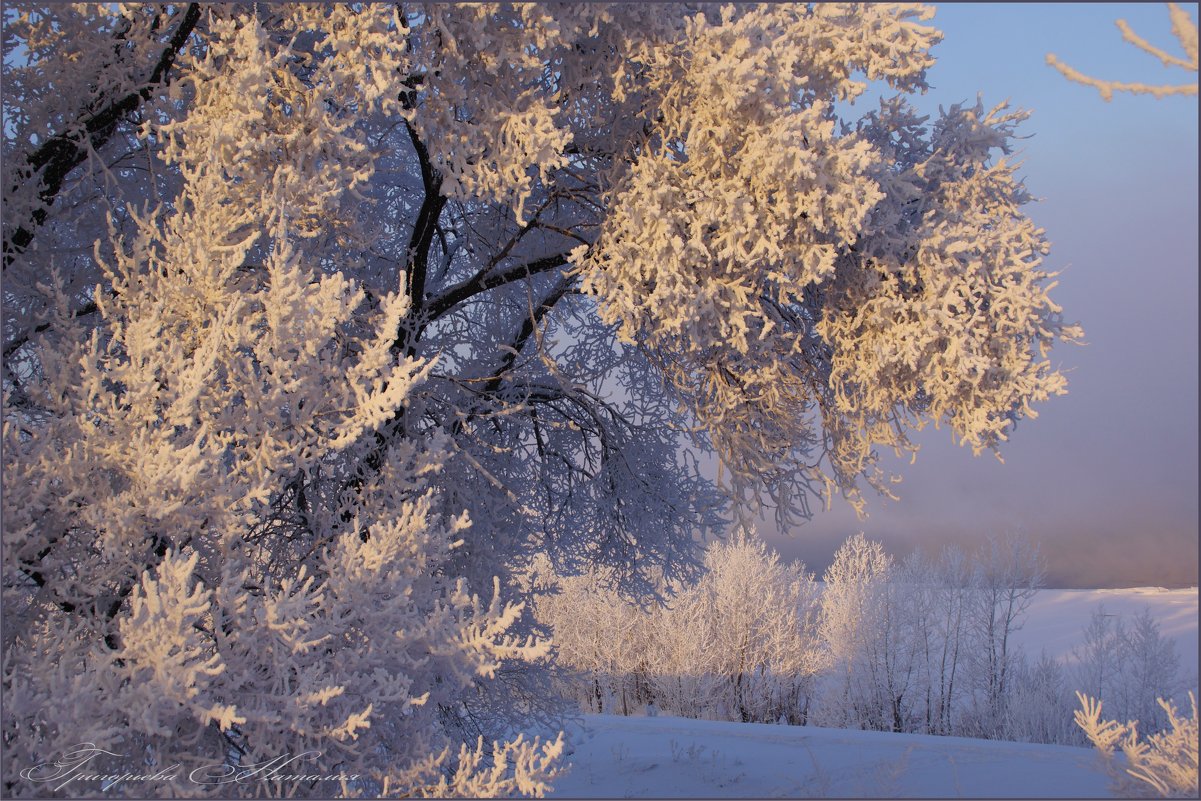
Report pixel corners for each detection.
[3,3,1078,797]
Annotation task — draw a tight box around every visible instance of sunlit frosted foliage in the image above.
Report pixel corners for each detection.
[4,7,558,797]
[577,5,1079,521]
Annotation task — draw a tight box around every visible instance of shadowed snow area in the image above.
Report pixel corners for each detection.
[551,714,1114,798]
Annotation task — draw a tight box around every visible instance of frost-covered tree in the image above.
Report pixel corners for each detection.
[679,532,826,724]
[534,564,654,716]
[1114,609,1186,734]
[1072,606,1183,737]
[960,532,1044,739]
[4,3,1081,796]
[537,532,824,725]
[1003,651,1078,745]
[816,533,903,730]
[814,534,1046,739]
[3,6,563,797]
[920,546,973,735]
[891,546,973,736]
[639,582,728,721]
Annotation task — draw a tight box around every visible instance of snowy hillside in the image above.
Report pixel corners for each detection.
[547,586,1197,798]
[551,714,1114,798]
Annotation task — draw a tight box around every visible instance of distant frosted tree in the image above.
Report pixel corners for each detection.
[639,578,728,721]
[897,546,973,735]
[536,566,655,716]
[685,531,826,724]
[538,531,824,725]
[1003,652,1078,745]
[1072,606,1183,736]
[4,3,1082,795]
[816,533,908,731]
[1116,609,1185,733]
[961,532,1044,738]
[1047,3,1199,101]
[926,545,973,735]
[1073,606,1125,709]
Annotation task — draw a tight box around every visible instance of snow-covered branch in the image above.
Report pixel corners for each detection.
[1047,3,1199,101]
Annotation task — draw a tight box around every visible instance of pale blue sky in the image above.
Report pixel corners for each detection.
[767,3,1200,588]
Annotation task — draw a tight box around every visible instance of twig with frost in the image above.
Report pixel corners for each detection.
[1047,3,1198,100]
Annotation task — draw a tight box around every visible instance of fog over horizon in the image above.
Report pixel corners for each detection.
[760,4,1198,590]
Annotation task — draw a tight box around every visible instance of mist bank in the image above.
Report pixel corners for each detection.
[767,523,1199,590]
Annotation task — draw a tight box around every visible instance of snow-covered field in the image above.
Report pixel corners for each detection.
[551,714,1113,798]
[548,586,1198,798]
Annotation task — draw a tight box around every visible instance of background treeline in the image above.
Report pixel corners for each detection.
[535,532,1187,745]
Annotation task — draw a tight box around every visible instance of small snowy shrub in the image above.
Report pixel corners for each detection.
[1075,691,1199,798]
